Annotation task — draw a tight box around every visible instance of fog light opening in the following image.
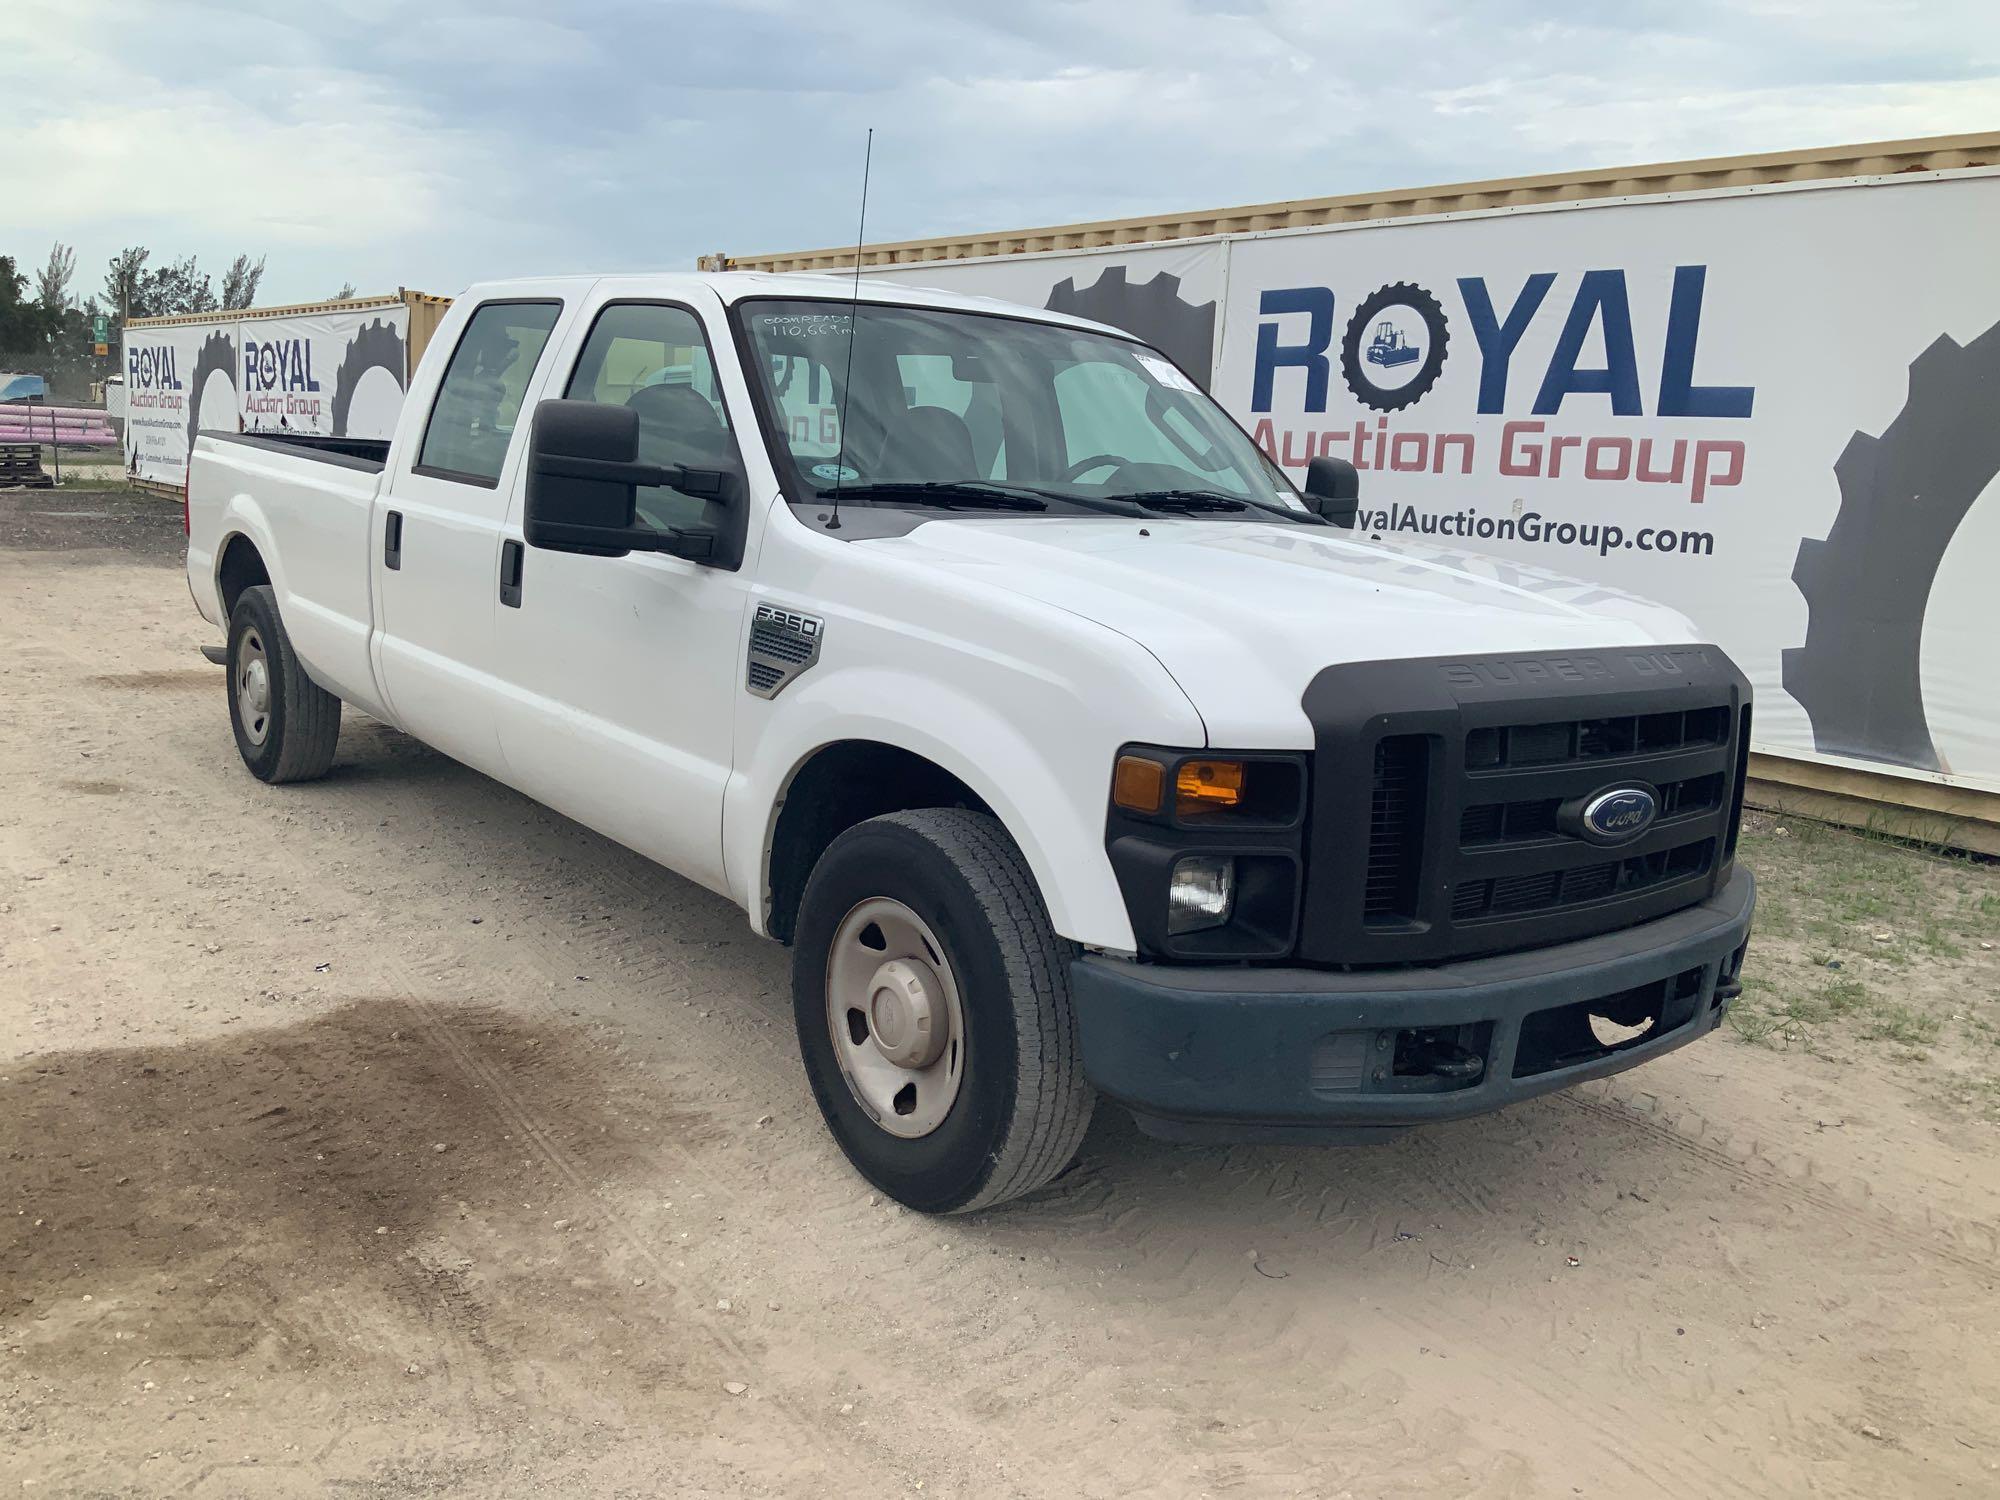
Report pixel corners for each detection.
[1390,1027,1486,1086]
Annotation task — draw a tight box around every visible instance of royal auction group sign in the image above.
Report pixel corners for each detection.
[872,170,2000,793]
[123,305,410,486]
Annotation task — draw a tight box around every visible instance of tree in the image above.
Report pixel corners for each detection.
[220,253,266,310]
[0,255,46,351]
[332,282,357,300]
[138,255,217,317]
[35,243,76,311]
[104,246,149,320]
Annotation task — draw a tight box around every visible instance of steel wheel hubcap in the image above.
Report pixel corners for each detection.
[236,628,271,746]
[826,897,965,1138]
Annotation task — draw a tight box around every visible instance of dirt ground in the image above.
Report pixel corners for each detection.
[4,490,1998,1499]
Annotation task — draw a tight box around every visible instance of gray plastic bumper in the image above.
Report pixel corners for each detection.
[1071,869,1754,1141]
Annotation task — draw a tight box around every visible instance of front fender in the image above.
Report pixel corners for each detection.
[726,660,1204,953]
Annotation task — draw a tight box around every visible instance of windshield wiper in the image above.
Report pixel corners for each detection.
[1116,488,1316,523]
[812,481,1047,512]
[1116,489,1248,513]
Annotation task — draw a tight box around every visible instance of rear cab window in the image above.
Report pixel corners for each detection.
[416,301,563,486]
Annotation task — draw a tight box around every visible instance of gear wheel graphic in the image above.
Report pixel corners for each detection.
[1045,266,1218,388]
[1782,316,2000,771]
[186,329,238,455]
[1340,281,1449,413]
[330,318,407,437]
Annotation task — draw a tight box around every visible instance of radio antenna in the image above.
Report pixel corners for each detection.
[827,127,874,533]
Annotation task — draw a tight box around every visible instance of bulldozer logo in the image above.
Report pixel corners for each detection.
[1340,282,1450,412]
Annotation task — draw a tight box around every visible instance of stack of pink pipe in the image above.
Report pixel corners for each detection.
[0,403,119,447]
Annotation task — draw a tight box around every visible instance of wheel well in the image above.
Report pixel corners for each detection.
[217,534,270,620]
[766,741,991,944]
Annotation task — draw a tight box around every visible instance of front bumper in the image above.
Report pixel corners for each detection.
[1071,868,1753,1142]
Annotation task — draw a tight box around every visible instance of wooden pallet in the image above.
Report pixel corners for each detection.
[0,442,53,488]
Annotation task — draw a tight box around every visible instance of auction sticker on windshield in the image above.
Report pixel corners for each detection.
[1137,354,1199,393]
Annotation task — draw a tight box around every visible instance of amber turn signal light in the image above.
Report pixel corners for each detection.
[1176,759,1245,811]
[1112,754,1167,814]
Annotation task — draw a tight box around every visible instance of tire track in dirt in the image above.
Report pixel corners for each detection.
[1554,1085,2000,1273]
[185,803,917,1493]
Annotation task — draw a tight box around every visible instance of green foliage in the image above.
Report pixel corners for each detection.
[221,254,267,311]
[0,254,49,350]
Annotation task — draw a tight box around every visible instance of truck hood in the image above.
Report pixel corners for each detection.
[869,518,1701,746]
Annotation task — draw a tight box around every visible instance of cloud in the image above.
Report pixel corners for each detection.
[2,0,1996,305]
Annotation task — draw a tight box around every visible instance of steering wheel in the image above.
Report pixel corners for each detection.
[1062,453,1130,484]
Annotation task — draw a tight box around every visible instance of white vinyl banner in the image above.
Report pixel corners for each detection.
[873,172,2000,791]
[239,308,409,440]
[1211,172,2000,792]
[870,241,1229,389]
[123,323,239,486]
[124,306,411,484]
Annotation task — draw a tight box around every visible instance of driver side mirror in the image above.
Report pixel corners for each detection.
[1303,455,1360,528]
[525,398,732,560]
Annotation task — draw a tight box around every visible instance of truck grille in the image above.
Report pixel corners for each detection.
[1449,836,1713,920]
[1364,736,1428,920]
[1299,647,1750,967]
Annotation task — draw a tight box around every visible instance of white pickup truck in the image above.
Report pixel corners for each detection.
[186,272,1754,1212]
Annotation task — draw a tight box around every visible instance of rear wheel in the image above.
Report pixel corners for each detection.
[792,809,1095,1213]
[227,584,341,783]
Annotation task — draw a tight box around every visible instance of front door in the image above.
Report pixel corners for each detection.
[489,291,754,895]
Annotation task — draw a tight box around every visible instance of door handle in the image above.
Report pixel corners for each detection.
[384,510,403,570]
[499,539,524,608]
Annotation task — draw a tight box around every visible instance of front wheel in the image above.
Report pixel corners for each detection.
[792,809,1095,1212]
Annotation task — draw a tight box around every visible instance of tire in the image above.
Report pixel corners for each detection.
[227,585,341,783]
[792,809,1095,1213]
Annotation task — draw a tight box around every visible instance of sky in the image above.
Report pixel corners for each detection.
[4,0,1998,308]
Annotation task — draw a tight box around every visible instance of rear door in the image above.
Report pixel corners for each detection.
[370,293,574,773]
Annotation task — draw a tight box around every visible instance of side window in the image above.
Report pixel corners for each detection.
[417,301,562,484]
[565,303,740,534]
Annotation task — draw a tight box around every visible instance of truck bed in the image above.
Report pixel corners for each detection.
[207,430,390,472]
[186,428,392,720]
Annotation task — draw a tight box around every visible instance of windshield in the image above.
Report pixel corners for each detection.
[737,299,1310,524]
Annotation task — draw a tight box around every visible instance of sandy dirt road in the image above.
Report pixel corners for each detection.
[4,492,1998,1498]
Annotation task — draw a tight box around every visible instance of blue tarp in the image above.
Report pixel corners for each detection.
[0,372,49,404]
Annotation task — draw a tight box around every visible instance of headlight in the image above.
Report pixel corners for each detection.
[1112,750,1303,827]
[1175,759,1244,811]
[1168,854,1235,934]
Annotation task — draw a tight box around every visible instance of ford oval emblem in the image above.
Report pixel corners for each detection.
[1579,785,1658,845]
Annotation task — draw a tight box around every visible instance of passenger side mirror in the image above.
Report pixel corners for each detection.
[1303,455,1360,528]
[524,398,731,561]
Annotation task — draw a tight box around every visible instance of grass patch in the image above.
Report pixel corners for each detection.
[1729,975,1873,1050]
[1862,1005,1942,1047]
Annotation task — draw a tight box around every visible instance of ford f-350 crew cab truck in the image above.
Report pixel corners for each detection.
[186,272,1754,1212]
